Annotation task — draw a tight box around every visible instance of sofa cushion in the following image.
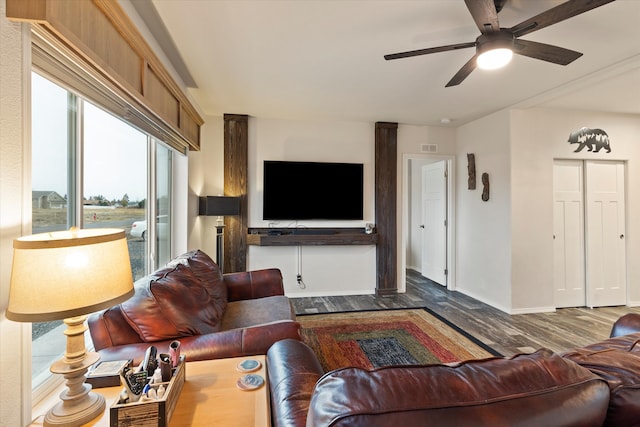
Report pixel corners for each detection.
[165,249,227,318]
[221,295,295,330]
[120,262,222,342]
[307,348,610,427]
[562,332,640,427]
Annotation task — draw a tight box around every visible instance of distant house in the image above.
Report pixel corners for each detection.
[32,191,66,209]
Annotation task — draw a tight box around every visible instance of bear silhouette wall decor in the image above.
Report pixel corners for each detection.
[568,127,611,153]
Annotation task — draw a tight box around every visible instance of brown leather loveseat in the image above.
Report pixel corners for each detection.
[88,249,301,365]
[267,314,640,427]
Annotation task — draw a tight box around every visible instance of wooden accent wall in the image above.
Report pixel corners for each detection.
[223,114,249,273]
[6,0,203,151]
[375,122,398,296]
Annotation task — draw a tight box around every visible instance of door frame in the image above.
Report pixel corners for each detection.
[400,154,456,292]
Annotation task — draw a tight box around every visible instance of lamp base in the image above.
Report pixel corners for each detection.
[44,316,105,427]
[44,391,105,427]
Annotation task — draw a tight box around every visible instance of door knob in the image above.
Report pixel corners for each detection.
[419,225,425,229]
[620,234,625,239]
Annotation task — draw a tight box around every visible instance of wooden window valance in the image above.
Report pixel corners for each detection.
[7,0,203,153]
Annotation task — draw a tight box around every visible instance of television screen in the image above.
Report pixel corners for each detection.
[263,160,364,220]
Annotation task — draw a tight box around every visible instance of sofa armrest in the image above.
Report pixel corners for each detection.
[88,307,144,351]
[96,320,301,366]
[267,339,324,427]
[610,313,640,337]
[224,268,284,301]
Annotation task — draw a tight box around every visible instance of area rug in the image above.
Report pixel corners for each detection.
[298,308,501,371]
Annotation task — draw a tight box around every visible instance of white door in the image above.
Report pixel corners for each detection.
[421,161,447,286]
[553,160,586,307]
[585,161,627,307]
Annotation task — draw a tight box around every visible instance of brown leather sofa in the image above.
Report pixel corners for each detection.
[267,313,640,427]
[88,249,301,365]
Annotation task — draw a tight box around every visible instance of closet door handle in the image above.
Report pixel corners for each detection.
[620,234,625,239]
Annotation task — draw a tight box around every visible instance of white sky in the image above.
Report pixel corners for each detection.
[32,73,148,202]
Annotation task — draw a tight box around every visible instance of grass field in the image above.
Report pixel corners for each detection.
[33,207,145,228]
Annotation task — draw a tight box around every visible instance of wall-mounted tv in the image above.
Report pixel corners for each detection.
[263,160,364,221]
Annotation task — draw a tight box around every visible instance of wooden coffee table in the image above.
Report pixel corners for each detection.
[29,355,270,426]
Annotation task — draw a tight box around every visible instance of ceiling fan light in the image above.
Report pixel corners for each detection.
[477,48,513,70]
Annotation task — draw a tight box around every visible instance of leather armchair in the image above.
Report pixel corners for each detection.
[88,250,301,365]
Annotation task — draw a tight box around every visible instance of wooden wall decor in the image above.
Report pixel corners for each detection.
[467,153,476,189]
[482,173,490,201]
[375,122,398,296]
[224,114,249,273]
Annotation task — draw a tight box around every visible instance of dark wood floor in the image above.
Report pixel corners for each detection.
[290,269,640,356]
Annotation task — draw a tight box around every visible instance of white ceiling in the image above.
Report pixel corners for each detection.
[147,0,640,127]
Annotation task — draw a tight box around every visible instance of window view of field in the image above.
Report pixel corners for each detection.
[30,71,172,391]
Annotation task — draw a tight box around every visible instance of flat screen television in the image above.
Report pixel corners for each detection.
[263,160,364,220]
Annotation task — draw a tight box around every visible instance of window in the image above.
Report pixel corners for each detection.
[30,72,174,391]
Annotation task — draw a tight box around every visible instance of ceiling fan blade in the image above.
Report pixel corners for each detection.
[384,41,476,60]
[494,0,508,13]
[445,55,478,87]
[510,0,616,38]
[464,0,500,34]
[513,39,583,65]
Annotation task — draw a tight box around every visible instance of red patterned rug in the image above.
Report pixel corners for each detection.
[299,308,501,371]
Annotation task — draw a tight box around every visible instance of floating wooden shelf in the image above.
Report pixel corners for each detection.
[247,228,378,246]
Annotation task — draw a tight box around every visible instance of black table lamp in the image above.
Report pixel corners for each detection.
[199,196,240,271]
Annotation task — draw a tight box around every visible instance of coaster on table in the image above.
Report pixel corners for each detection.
[237,359,261,373]
[237,374,264,391]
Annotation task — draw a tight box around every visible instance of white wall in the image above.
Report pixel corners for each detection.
[1,2,30,424]
[511,108,640,310]
[455,110,513,312]
[187,116,224,258]
[246,117,376,296]
[454,106,640,314]
[189,117,459,297]
[186,107,639,313]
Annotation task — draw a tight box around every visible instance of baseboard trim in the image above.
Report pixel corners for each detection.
[456,287,557,315]
[287,290,376,298]
[455,288,511,314]
[510,306,557,315]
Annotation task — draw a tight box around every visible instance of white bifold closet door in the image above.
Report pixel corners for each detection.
[553,160,626,308]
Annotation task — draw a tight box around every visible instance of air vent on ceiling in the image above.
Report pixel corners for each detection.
[421,144,438,153]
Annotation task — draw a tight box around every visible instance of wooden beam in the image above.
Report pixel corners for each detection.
[375,122,398,296]
[223,114,249,273]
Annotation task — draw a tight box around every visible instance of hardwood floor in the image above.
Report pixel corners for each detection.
[290,269,640,357]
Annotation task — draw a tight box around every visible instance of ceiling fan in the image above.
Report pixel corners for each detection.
[384,0,616,87]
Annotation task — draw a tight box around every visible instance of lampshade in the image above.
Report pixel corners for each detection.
[7,228,134,322]
[199,196,241,216]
